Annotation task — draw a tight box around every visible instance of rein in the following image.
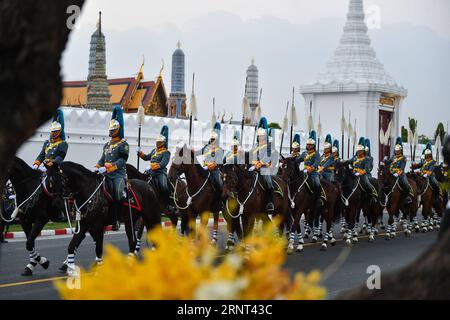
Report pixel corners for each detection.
[380,177,400,208]
[63,176,106,234]
[225,172,259,218]
[341,176,361,207]
[287,173,309,209]
[1,176,47,222]
[173,171,211,210]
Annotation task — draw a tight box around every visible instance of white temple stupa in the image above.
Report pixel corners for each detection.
[300,0,407,165]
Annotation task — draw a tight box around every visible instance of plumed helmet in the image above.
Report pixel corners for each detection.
[356,137,366,152]
[394,137,403,152]
[210,122,221,143]
[256,117,269,145]
[50,108,65,140]
[365,138,371,156]
[323,134,332,150]
[332,139,340,154]
[109,105,125,139]
[292,134,301,149]
[157,125,169,148]
[306,130,317,146]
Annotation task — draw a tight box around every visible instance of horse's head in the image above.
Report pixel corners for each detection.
[171,143,199,177]
[278,156,299,182]
[221,164,241,198]
[45,162,66,210]
[377,161,394,192]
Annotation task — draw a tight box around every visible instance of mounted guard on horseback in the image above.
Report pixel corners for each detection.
[94,106,129,231]
[411,143,443,202]
[351,137,378,203]
[381,137,414,204]
[318,134,335,182]
[137,125,171,201]
[249,117,275,212]
[33,108,68,173]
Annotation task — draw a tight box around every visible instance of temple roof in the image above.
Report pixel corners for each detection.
[300,0,407,97]
[62,77,164,112]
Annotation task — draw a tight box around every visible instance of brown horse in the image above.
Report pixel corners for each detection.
[378,164,419,239]
[278,156,339,252]
[169,144,222,243]
[221,159,289,242]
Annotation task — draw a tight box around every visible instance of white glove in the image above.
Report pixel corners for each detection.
[393,173,399,178]
[303,169,308,174]
[145,166,152,172]
[38,166,47,173]
[98,167,107,174]
[32,164,39,170]
[202,165,209,170]
[380,162,385,166]
[423,174,428,178]
[248,166,255,172]
[93,167,99,172]
[136,147,141,153]
[354,172,360,176]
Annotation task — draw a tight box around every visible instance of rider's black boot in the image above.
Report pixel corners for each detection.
[266,191,275,213]
[110,202,121,231]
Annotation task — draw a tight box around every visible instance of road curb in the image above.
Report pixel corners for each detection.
[4,218,226,239]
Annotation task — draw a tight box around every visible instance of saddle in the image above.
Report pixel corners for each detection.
[305,179,327,202]
[102,183,142,212]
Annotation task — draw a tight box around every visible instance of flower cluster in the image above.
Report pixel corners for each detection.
[55,219,326,300]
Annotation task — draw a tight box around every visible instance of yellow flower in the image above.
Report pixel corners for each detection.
[55,220,326,300]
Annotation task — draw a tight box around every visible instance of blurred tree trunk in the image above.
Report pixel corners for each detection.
[0,0,84,189]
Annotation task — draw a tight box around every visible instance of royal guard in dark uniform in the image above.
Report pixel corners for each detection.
[365,138,374,177]
[195,122,224,196]
[294,131,322,203]
[33,108,68,172]
[411,143,443,201]
[291,134,301,158]
[351,137,378,201]
[249,117,275,212]
[382,137,413,203]
[95,106,129,231]
[137,125,171,200]
[223,131,244,165]
[318,134,335,182]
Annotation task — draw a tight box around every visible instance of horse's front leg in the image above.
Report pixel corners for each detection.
[61,220,89,276]
[21,216,50,276]
[89,223,105,265]
[123,209,138,255]
[211,211,219,245]
[287,206,304,254]
[134,217,145,254]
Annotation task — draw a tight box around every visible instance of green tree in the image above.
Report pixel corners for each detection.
[435,122,445,142]
[268,122,281,130]
[401,126,408,142]
[419,134,430,145]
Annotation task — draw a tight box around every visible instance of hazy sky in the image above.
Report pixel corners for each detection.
[62,0,450,136]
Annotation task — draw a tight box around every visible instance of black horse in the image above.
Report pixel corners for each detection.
[48,161,160,275]
[5,157,64,276]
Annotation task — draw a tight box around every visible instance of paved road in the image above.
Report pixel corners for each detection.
[0,224,437,300]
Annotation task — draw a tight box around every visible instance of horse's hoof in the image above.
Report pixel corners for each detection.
[67,266,78,277]
[421,228,427,233]
[296,244,304,252]
[330,239,337,246]
[385,233,390,240]
[40,260,50,270]
[405,230,411,237]
[311,236,318,243]
[428,226,434,231]
[211,238,218,245]
[374,228,379,235]
[58,263,68,273]
[21,267,33,276]
[340,228,346,234]
[390,232,396,239]
[352,237,359,243]
[286,246,294,255]
[368,235,374,242]
[320,243,327,251]
[345,239,352,246]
